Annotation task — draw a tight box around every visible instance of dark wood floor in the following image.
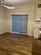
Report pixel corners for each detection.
[32,39,41,55]
[0,33,41,55]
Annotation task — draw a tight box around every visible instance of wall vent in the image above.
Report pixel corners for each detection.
[38,4,41,8]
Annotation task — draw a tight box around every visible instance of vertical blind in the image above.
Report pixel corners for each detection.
[12,15,28,34]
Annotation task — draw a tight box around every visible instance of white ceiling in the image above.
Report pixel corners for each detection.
[4,0,33,5]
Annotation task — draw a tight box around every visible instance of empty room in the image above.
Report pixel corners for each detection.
[0,0,41,55]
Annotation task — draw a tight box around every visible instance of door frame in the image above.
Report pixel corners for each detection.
[12,14,28,35]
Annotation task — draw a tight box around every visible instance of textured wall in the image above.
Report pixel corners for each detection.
[6,3,35,36]
[0,0,41,37]
[0,7,6,34]
[34,0,41,38]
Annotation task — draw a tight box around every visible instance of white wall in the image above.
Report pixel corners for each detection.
[34,0,41,38]
[0,0,41,37]
[6,0,41,37]
[6,3,35,36]
[0,7,6,34]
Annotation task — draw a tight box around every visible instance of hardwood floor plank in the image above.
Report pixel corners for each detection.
[0,33,41,55]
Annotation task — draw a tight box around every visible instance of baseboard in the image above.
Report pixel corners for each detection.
[0,32,33,38]
[0,32,11,35]
[0,32,5,35]
[11,32,27,35]
[11,32,33,37]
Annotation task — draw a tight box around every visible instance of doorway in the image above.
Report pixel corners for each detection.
[12,15,28,35]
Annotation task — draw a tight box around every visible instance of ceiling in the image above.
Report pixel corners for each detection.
[4,0,33,6]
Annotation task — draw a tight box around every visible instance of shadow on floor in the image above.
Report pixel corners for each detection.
[32,39,41,55]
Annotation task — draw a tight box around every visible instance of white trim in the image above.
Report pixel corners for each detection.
[3,5,15,9]
[0,32,5,34]
[11,15,28,35]
[12,13,28,15]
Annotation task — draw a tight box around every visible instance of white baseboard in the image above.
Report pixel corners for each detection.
[0,32,33,37]
[0,32,5,34]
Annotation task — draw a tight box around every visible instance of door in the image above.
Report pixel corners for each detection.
[12,16,20,33]
[20,16,27,34]
[12,15,28,34]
